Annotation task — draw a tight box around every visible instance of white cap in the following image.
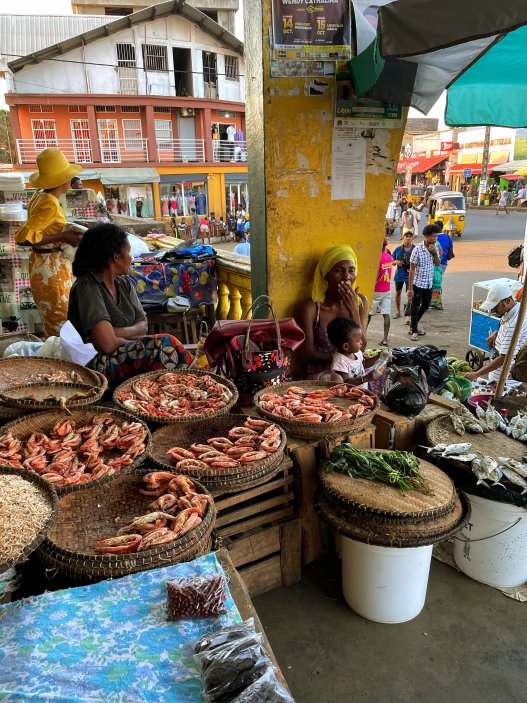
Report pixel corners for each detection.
[480,284,513,312]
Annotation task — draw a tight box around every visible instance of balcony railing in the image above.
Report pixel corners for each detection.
[157,139,205,163]
[215,253,252,320]
[212,139,247,163]
[16,139,149,165]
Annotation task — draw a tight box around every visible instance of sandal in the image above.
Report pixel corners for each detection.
[380,341,389,347]
[393,312,401,319]
[410,332,419,341]
[417,329,426,336]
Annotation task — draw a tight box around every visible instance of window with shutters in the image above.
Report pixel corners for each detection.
[155,119,173,149]
[142,44,168,71]
[68,105,88,113]
[31,119,57,149]
[122,119,143,149]
[225,56,239,80]
[28,105,54,113]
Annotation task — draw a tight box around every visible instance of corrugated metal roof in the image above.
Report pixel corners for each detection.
[7,0,243,73]
[0,14,114,69]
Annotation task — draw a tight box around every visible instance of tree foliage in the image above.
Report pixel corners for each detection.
[0,110,15,164]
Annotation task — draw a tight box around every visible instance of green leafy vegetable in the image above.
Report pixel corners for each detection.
[323,444,430,494]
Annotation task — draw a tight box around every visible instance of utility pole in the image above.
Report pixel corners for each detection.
[479,125,491,205]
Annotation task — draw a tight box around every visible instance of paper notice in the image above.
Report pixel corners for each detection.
[331,127,366,200]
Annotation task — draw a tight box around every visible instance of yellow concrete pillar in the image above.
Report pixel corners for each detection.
[152,181,161,220]
[245,0,407,316]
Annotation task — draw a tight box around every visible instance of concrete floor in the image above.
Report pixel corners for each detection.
[254,554,527,703]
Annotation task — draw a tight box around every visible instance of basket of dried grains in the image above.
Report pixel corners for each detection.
[148,414,286,491]
[113,369,238,424]
[0,407,151,495]
[254,381,379,439]
[0,465,58,571]
[38,467,216,582]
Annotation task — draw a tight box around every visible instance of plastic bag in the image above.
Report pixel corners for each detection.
[383,366,428,417]
[195,618,257,655]
[390,345,448,393]
[195,634,271,702]
[166,574,227,620]
[231,667,295,702]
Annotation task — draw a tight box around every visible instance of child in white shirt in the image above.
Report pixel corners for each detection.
[327,317,378,386]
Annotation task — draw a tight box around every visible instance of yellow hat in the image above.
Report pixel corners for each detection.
[29,148,82,189]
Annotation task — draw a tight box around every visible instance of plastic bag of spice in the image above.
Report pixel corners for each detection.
[166,573,227,620]
[195,633,272,702]
[231,666,295,702]
[194,618,257,654]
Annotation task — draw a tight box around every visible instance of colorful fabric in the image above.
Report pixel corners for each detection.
[311,245,360,304]
[88,333,194,387]
[14,192,66,245]
[430,242,444,310]
[129,260,217,308]
[29,249,72,337]
[0,222,40,333]
[374,250,394,293]
[0,553,241,702]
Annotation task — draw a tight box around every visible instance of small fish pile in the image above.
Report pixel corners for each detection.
[449,403,506,436]
[428,443,527,494]
[0,414,147,487]
[166,417,281,471]
[503,411,527,442]
[95,473,212,554]
[115,372,233,419]
[259,384,376,423]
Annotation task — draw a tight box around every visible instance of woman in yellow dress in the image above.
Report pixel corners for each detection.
[15,148,83,337]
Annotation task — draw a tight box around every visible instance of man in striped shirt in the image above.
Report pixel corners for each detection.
[407,224,441,341]
[465,284,527,382]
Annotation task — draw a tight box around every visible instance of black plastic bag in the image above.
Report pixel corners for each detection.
[390,345,448,393]
[383,366,429,417]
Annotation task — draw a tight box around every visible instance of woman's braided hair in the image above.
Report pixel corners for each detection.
[72,223,128,277]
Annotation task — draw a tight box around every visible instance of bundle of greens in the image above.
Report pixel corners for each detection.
[323,444,430,494]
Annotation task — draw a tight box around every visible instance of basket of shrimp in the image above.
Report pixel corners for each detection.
[254,381,379,440]
[0,407,151,495]
[37,468,216,582]
[148,414,286,492]
[113,369,239,425]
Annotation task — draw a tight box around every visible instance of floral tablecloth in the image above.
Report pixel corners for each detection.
[0,553,241,702]
[129,259,217,309]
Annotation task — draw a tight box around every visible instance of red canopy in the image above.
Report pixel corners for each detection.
[449,162,500,175]
[397,154,448,174]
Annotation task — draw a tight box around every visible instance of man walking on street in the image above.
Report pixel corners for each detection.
[496,187,509,214]
[407,224,441,341]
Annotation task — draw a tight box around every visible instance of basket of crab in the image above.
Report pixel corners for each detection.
[0,407,151,495]
[113,369,239,425]
[37,468,216,581]
[254,381,379,440]
[147,414,286,492]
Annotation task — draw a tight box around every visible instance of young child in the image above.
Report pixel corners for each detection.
[327,317,378,386]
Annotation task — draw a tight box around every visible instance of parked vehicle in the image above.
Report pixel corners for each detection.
[428,191,466,236]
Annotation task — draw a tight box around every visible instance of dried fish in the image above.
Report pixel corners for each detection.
[449,453,477,462]
[500,467,527,494]
[498,457,527,479]
[450,414,466,436]
[442,443,472,456]
[470,459,490,487]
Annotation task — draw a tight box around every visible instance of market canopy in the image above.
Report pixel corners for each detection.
[360,0,527,124]
[96,168,160,185]
[397,154,448,175]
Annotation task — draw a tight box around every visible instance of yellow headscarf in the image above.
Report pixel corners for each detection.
[311,245,359,303]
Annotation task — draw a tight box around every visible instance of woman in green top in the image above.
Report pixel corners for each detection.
[67,223,193,386]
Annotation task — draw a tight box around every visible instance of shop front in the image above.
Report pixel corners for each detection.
[225,173,249,215]
[98,168,158,219]
[159,174,209,219]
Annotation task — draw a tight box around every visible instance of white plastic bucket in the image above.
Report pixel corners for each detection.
[341,536,433,623]
[453,494,527,588]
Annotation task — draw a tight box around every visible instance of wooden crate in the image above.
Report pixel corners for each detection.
[373,396,453,450]
[285,424,375,565]
[211,458,300,597]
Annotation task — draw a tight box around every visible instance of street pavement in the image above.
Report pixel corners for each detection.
[214,210,527,358]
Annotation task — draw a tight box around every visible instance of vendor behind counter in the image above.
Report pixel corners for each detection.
[67,223,193,386]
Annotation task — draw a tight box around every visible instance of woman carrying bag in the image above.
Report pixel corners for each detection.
[15,148,83,337]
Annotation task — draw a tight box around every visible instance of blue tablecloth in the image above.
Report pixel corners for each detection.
[0,553,240,702]
[129,259,217,308]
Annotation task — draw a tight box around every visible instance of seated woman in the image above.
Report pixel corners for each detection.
[296,245,368,379]
[68,223,193,386]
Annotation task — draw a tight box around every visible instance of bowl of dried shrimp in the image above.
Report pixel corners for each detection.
[113,369,238,424]
[254,381,379,439]
[0,407,151,495]
[0,465,58,571]
[38,468,216,580]
[148,414,286,490]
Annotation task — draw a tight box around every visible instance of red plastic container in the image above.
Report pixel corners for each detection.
[467,394,493,416]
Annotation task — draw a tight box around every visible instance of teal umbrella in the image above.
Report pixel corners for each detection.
[445,26,527,127]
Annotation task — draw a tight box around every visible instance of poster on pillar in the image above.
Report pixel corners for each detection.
[330,126,366,200]
[271,0,351,59]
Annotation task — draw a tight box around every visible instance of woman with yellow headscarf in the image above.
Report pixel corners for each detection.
[297,245,368,378]
[15,148,83,337]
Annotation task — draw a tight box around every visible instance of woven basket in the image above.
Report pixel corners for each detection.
[319,454,457,524]
[315,491,471,548]
[113,368,239,425]
[0,357,107,394]
[0,403,24,422]
[148,414,286,488]
[37,466,216,582]
[0,465,58,571]
[0,381,105,411]
[254,381,379,439]
[0,406,151,496]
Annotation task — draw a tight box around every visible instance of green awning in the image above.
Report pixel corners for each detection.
[97,168,160,185]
